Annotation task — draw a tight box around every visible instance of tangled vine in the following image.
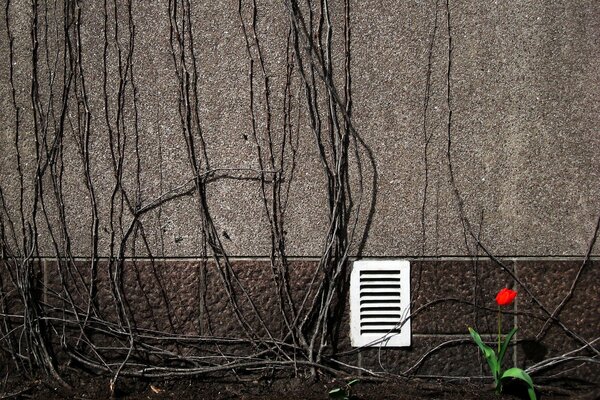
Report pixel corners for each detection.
[0,0,598,394]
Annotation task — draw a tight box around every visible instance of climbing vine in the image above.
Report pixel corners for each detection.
[0,0,598,394]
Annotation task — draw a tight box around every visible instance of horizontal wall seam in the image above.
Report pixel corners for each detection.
[23,255,600,262]
[411,333,500,338]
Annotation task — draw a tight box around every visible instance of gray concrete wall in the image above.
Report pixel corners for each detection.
[1,0,598,259]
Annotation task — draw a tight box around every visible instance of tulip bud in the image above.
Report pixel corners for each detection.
[496,287,517,306]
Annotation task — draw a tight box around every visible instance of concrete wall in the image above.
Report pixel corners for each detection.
[1,0,598,258]
[1,0,599,384]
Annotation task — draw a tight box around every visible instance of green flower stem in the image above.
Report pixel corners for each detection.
[497,306,502,356]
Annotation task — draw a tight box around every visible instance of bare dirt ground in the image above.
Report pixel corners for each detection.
[1,372,598,400]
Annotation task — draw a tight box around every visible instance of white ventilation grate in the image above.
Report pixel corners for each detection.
[350,260,411,347]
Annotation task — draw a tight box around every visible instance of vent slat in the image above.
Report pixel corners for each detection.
[360,314,402,324]
[360,291,401,295]
[359,297,401,303]
[360,329,401,334]
[359,274,401,280]
[360,270,400,275]
[360,300,401,305]
[361,306,401,312]
[360,305,401,310]
[360,284,401,290]
[360,315,402,320]
[359,324,400,329]
[360,310,403,316]
[360,293,401,297]
[360,276,400,283]
[360,324,401,329]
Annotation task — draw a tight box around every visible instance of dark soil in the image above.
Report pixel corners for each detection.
[1,372,598,400]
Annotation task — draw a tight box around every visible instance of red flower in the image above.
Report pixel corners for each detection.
[496,288,517,306]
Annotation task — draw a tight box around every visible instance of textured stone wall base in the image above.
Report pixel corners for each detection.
[36,258,597,383]
[0,258,597,384]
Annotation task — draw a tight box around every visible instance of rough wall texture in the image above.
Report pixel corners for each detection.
[1,0,598,258]
[1,0,599,386]
[31,258,600,382]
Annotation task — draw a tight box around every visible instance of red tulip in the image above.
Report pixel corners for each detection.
[496,288,517,306]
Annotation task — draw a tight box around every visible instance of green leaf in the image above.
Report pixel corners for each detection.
[498,326,518,366]
[468,327,491,354]
[328,388,347,399]
[501,367,534,386]
[501,368,536,400]
[468,327,500,381]
[347,379,360,387]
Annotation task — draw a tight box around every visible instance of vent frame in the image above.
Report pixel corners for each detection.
[350,259,411,347]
